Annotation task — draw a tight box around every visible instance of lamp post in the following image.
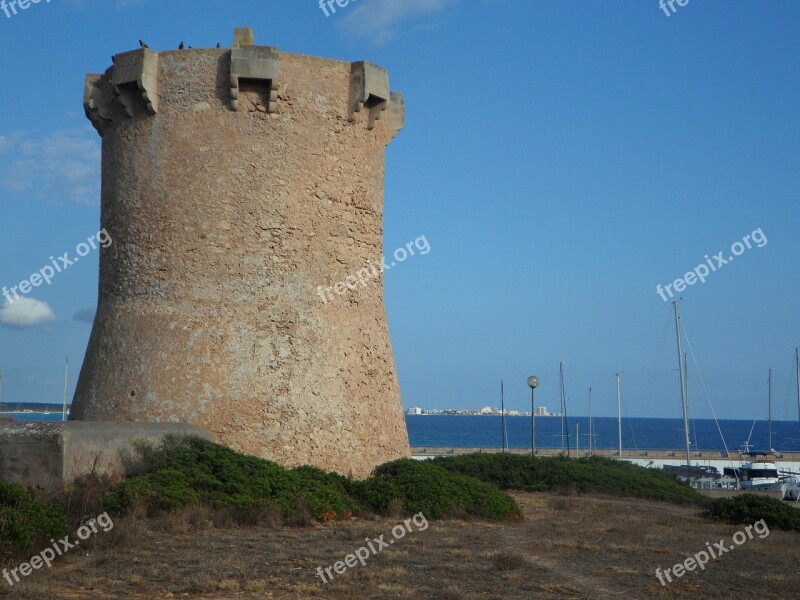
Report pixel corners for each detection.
[527,375,539,456]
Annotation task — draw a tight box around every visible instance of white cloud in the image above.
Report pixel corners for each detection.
[0,128,100,205]
[0,132,23,155]
[73,307,96,323]
[0,298,56,328]
[338,0,459,45]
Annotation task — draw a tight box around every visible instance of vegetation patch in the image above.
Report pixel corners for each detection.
[705,493,800,531]
[100,437,522,523]
[0,481,70,553]
[353,459,523,521]
[430,454,707,506]
[100,436,357,521]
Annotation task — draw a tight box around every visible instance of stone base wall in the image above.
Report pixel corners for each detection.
[0,422,213,492]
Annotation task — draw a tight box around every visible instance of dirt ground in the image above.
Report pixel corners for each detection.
[2,492,797,599]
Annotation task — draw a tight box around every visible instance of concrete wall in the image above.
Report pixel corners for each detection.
[0,422,212,492]
[73,28,410,479]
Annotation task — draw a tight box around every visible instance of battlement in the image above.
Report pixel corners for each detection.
[84,27,404,144]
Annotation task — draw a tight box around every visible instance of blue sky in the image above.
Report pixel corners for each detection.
[0,1,798,421]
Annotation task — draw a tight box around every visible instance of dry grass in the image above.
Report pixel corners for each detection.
[0,491,798,599]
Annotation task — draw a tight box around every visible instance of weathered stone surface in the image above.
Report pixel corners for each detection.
[0,422,212,492]
[72,30,410,479]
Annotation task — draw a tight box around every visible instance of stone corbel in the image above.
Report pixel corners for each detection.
[84,74,113,134]
[348,61,389,130]
[112,48,159,117]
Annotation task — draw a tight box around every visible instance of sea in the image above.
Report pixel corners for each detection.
[2,412,65,422]
[5,412,799,454]
[405,415,800,454]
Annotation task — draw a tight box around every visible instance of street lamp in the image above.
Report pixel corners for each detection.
[527,375,539,456]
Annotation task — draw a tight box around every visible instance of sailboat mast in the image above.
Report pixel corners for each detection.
[768,368,772,451]
[588,387,593,457]
[684,353,689,410]
[616,372,622,459]
[685,352,693,448]
[560,363,565,453]
[673,301,691,469]
[500,379,506,453]
[62,357,69,422]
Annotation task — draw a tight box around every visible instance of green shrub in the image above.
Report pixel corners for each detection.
[355,459,522,521]
[100,436,359,521]
[291,466,355,519]
[101,438,523,523]
[430,454,706,506]
[0,481,70,551]
[705,493,800,531]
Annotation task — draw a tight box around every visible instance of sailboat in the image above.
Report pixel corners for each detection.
[663,309,797,496]
[726,366,793,497]
[665,304,735,482]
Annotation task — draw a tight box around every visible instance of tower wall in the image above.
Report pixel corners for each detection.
[72,30,409,478]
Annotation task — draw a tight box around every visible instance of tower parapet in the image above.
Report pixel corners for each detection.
[73,28,409,478]
[84,28,404,141]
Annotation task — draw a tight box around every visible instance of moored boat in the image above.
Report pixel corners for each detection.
[724,453,789,496]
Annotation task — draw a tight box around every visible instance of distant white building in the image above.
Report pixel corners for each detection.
[407,407,423,415]
[479,406,493,414]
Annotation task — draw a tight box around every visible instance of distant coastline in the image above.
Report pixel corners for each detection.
[405,406,561,417]
[0,402,67,414]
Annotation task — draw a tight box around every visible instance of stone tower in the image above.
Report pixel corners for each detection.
[72,28,410,478]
